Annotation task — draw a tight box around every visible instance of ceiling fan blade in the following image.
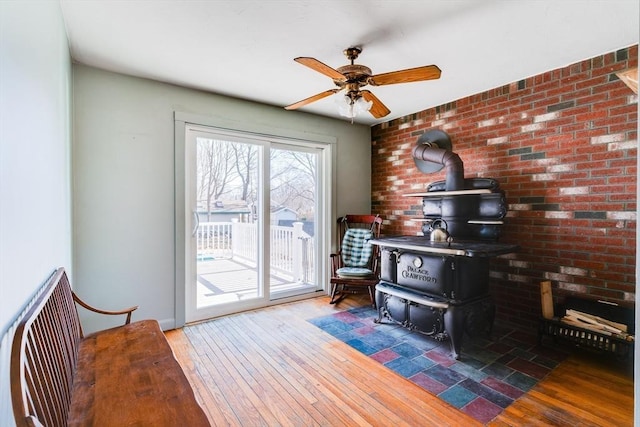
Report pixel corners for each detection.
[285,89,340,110]
[369,65,441,86]
[294,57,346,80]
[361,90,390,118]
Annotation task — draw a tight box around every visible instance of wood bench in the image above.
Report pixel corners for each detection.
[11,267,210,427]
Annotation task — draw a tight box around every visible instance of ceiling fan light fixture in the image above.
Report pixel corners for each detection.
[336,93,355,118]
[355,96,373,113]
[335,92,372,120]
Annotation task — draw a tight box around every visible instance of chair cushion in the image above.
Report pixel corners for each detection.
[336,267,374,278]
[341,228,374,268]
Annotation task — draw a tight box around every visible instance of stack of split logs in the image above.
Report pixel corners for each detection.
[561,308,634,342]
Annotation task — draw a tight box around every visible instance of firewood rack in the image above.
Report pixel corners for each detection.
[538,296,634,359]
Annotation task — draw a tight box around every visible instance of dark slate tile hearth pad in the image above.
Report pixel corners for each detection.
[308,306,567,424]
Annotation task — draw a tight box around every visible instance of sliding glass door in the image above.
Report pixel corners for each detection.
[184,125,328,323]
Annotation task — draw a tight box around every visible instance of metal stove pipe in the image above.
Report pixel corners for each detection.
[412,145,464,191]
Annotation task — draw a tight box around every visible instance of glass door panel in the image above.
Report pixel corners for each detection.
[186,128,266,322]
[195,136,262,308]
[269,145,320,298]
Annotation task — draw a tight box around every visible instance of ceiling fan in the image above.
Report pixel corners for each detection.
[285,47,441,120]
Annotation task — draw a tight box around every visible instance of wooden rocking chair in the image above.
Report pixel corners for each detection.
[329,214,383,306]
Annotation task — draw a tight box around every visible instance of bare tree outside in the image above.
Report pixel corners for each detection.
[196,138,237,221]
[231,143,258,206]
[197,138,316,221]
[270,149,316,220]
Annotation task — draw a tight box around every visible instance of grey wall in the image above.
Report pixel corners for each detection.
[0,1,72,424]
[72,65,372,333]
[0,1,72,336]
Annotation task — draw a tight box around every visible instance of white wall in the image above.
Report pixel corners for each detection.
[0,1,72,425]
[72,65,372,333]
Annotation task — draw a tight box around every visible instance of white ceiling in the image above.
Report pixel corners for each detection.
[59,0,639,126]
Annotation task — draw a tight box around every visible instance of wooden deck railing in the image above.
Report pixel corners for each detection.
[196,222,233,259]
[196,221,314,284]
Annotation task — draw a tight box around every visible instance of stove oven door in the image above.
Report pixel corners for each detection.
[396,253,453,298]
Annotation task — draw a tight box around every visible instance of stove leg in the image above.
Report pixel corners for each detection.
[444,307,463,360]
[446,297,495,359]
[374,290,386,323]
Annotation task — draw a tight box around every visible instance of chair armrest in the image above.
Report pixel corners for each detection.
[72,292,139,325]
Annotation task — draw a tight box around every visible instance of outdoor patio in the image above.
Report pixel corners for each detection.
[195,221,317,307]
[196,258,316,307]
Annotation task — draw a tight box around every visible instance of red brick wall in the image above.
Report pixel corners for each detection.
[371,45,638,331]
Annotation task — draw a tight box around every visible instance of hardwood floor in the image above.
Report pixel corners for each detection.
[166,295,634,426]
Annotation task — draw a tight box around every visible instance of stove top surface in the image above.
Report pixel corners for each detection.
[370,235,519,257]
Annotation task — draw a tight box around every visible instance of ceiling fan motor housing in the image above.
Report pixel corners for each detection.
[334,64,372,100]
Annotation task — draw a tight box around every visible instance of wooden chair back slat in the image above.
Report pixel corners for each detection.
[29,298,66,426]
[26,319,52,424]
[11,269,82,427]
[34,306,66,425]
[48,288,76,409]
[25,332,55,425]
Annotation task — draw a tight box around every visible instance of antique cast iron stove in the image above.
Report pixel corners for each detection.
[372,130,518,359]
